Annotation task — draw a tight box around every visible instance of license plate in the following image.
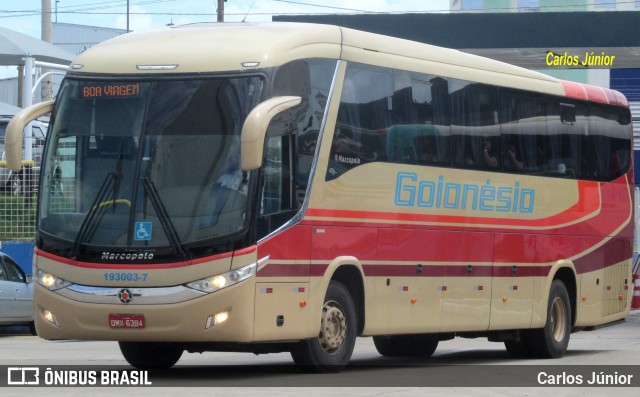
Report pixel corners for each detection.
[109,313,145,329]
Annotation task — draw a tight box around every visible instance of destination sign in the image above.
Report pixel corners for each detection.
[82,83,141,98]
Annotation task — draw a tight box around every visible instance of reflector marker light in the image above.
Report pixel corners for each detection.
[136,64,178,70]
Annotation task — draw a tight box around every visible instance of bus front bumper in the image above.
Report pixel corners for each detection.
[33,278,257,342]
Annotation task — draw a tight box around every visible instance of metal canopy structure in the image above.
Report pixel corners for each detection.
[0,27,74,161]
[0,102,22,117]
[0,27,75,66]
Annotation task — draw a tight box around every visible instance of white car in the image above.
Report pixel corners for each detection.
[0,252,35,334]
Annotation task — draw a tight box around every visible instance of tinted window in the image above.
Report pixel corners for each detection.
[588,104,631,181]
[325,62,630,183]
[546,100,588,179]
[450,81,499,170]
[327,63,450,180]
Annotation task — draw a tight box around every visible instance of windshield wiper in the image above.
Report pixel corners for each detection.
[71,138,126,259]
[71,171,116,259]
[140,176,188,259]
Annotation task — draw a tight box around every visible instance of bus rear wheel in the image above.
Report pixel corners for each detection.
[373,335,438,357]
[290,281,357,373]
[119,342,183,369]
[504,332,533,358]
[528,279,572,358]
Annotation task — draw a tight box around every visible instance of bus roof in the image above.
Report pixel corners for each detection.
[70,22,627,108]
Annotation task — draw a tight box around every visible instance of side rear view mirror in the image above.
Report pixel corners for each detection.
[5,100,54,171]
[241,96,301,171]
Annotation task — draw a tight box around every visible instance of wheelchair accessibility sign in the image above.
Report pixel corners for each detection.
[134,222,153,241]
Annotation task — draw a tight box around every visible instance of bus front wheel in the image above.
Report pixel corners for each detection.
[119,341,183,369]
[528,279,572,358]
[290,280,357,373]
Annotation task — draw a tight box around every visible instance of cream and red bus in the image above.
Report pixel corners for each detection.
[6,23,634,372]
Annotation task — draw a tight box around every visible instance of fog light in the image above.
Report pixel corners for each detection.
[205,311,230,329]
[43,309,59,326]
[214,311,229,325]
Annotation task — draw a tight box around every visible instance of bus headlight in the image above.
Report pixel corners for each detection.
[187,262,257,293]
[34,268,71,291]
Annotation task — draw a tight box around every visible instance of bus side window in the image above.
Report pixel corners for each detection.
[545,99,587,179]
[450,81,499,170]
[588,104,631,181]
[499,90,546,174]
[257,135,296,239]
[327,64,392,180]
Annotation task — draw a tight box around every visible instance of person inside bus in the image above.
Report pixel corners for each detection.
[482,136,498,168]
[504,143,524,171]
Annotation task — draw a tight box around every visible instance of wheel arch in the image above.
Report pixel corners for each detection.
[316,257,366,336]
[541,261,577,328]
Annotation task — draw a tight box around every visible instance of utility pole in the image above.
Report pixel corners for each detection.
[127,0,130,32]
[217,0,225,22]
[41,0,54,101]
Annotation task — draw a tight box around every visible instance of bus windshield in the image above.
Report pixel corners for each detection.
[39,76,264,259]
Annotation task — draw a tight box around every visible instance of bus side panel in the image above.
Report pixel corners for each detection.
[255,224,314,341]
[574,237,633,327]
[374,228,444,334]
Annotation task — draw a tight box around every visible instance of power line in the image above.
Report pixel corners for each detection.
[272,0,377,14]
[0,0,178,19]
[1,0,639,20]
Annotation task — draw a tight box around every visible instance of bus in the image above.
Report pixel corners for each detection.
[6,23,634,372]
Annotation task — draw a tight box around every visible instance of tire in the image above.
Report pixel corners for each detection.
[118,342,183,369]
[28,321,37,336]
[528,279,572,358]
[373,335,438,358]
[504,332,532,358]
[290,281,357,373]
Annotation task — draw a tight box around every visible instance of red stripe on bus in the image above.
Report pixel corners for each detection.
[232,245,257,257]
[561,80,587,101]
[256,263,552,278]
[612,90,629,108]
[582,84,608,104]
[561,80,623,106]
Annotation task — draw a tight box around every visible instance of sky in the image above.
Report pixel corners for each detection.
[1,0,451,38]
[0,0,450,78]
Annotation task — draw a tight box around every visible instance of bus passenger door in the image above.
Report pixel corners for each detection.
[440,231,492,332]
[489,233,535,330]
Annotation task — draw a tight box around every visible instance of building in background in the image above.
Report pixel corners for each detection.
[448,0,640,147]
[450,0,640,12]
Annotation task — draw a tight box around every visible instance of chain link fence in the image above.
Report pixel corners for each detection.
[0,164,38,240]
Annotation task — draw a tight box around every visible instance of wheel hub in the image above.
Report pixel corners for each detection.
[550,296,567,342]
[318,301,347,354]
